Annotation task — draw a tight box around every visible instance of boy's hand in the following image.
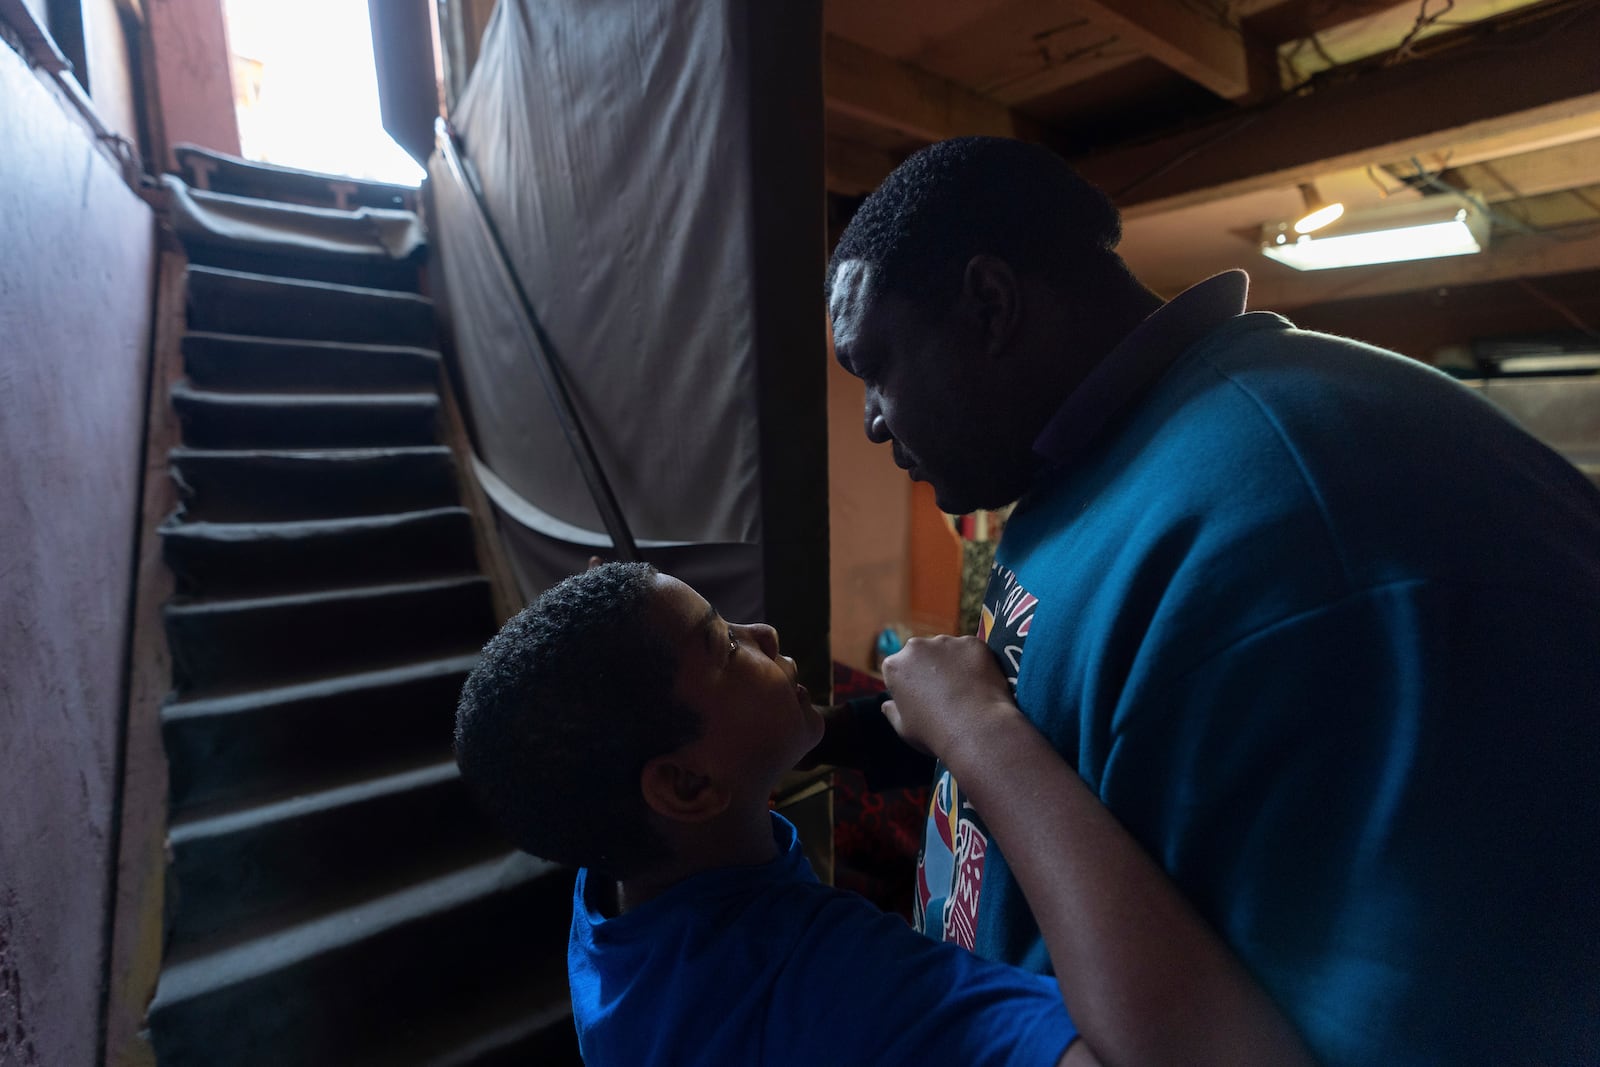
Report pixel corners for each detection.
[880,635,1021,764]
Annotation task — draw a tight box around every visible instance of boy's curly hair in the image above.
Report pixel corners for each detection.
[455,562,702,877]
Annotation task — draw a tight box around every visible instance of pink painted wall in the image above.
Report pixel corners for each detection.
[146,0,239,167]
[826,350,911,672]
[0,45,156,1067]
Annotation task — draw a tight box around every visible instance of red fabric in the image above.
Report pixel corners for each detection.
[831,662,928,920]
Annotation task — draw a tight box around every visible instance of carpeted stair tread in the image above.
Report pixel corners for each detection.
[175,143,418,212]
[162,507,478,596]
[182,332,441,392]
[153,170,577,1066]
[163,652,479,812]
[186,264,435,347]
[171,383,439,449]
[167,176,424,293]
[169,446,459,522]
[166,760,506,947]
[165,576,495,695]
[148,852,573,1067]
[358,975,577,1067]
[183,241,424,293]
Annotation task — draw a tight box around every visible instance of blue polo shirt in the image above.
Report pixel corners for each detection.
[569,813,1077,1067]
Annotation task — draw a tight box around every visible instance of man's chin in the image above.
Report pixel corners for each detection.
[932,481,1023,516]
[926,459,1038,515]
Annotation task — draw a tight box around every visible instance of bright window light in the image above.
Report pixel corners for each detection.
[223,0,424,187]
[1262,198,1489,272]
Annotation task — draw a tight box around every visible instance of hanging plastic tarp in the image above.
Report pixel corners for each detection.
[426,0,829,673]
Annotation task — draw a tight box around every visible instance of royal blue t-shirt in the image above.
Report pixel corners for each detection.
[569,813,1076,1066]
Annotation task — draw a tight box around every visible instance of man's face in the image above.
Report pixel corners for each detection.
[653,574,824,794]
[829,259,1031,514]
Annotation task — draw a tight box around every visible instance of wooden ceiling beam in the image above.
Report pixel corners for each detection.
[1448,138,1600,204]
[825,138,904,198]
[1074,2,1600,219]
[1249,226,1600,311]
[823,34,1044,145]
[1071,0,1251,100]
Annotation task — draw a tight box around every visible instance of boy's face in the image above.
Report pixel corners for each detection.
[651,573,825,795]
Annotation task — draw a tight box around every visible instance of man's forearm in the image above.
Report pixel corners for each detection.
[945,714,1315,1067]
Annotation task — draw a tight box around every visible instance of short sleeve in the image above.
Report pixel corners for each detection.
[764,883,1076,1067]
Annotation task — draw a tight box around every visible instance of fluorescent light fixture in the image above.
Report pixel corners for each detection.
[1495,353,1600,374]
[1261,194,1490,271]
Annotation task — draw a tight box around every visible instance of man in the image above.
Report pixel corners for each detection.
[821,136,1600,1065]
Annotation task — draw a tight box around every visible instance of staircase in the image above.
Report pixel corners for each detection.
[144,153,579,1065]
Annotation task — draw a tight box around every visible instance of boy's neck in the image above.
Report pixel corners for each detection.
[612,802,779,915]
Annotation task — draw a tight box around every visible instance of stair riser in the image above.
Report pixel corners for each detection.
[167,774,504,947]
[174,397,438,450]
[183,241,423,294]
[170,450,461,523]
[164,665,473,812]
[149,869,575,1067]
[182,335,440,393]
[187,275,435,348]
[163,512,479,597]
[166,581,495,694]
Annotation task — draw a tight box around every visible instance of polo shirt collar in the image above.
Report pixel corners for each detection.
[1032,269,1249,468]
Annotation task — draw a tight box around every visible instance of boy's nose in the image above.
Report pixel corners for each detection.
[749,623,780,659]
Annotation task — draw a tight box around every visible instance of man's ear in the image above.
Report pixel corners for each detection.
[640,753,731,823]
[961,254,1021,359]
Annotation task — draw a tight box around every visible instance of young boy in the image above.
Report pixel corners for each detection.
[455,563,1310,1066]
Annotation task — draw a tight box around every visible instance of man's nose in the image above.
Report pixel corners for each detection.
[864,391,890,444]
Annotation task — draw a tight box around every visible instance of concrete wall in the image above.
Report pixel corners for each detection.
[0,36,156,1067]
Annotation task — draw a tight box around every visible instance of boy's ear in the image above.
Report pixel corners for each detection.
[640,753,731,824]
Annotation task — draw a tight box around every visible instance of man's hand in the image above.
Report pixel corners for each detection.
[880,635,1021,763]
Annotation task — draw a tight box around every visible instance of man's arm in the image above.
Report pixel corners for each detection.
[882,635,1315,1067]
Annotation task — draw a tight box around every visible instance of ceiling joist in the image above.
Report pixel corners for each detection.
[1072,0,1251,100]
[823,34,1042,146]
[1075,1,1600,219]
[1448,137,1600,204]
[825,138,905,198]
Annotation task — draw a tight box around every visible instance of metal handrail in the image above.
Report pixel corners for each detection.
[433,116,640,562]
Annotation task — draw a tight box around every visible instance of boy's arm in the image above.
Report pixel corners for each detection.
[882,636,1315,1067]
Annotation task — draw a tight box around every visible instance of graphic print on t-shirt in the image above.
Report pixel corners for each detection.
[913,562,1038,947]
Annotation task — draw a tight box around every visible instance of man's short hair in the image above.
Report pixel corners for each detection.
[455,562,702,878]
[826,136,1122,310]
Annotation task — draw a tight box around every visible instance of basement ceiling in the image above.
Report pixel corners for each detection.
[822,0,1600,362]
